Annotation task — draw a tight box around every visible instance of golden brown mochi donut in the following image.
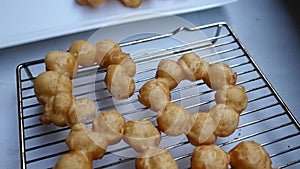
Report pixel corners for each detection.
[191,144,229,169]
[53,150,93,169]
[66,123,108,160]
[92,110,125,145]
[86,0,104,7]
[120,0,143,8]
[34,71,73,104]
[177,53,209,82]
[157,102,192,136]
[45,51,78,79]
[209,104,240,137]
[105,64,135,99]
[155,59,184,90]
[136,147,178,169]
[41,92,75,127]
[186,112,217,146]
[67,98,97,126]
[138,79,171,112]
[215,85,248,114]
[69,40,97,67]
[96,39,122,68]
[203,62,237,90]
[229,141,273,169]
[123,120,161,152]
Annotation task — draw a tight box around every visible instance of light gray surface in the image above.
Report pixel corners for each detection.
[0,0,299,168]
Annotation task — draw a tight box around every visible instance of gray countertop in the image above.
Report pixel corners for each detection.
[0,0,299,168]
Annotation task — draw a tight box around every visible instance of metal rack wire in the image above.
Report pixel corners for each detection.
[16,22,300,169]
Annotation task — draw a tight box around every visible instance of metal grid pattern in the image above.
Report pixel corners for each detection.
[16,22,300,169]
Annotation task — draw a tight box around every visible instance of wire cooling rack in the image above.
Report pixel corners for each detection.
[16,22,300,169]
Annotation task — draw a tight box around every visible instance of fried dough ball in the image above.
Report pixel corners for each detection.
[136,147,178,169]
[157,102,192,136]
[215,85,248,114]
[41,94,97,127]
[66,123,108,160]
[45,51,78,79]
[96,40,136,99]
[209,104,239,137]
[155,59,184,90]
[229,141,273,169]
[34,71,73,104]
[203,63,237,90]
[69,40,97,67]
[108,52,130,66]
[92,110,125,145]
[120,0,143,8]
[119,57,136,77]
[41,92,75,127]
[177,53,209,82]
[186,112,217,146]
[86,0,104,7]
[138,79,171,112]
[96,39,122,68]
[53,150,93,169]
[105,64,135,99]
[67,98,97,126]
[123,120,161,152]
[191,145,229,169]
[103,52,136,76]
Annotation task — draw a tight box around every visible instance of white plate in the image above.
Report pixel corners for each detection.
[0,0,237,49]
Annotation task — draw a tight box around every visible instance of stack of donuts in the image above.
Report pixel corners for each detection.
[33,38,275,168]
[77,0,143,8]
[138,53,248,146]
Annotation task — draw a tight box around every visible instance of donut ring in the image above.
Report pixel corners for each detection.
[34,39,138,168]
[138,53,248,146]
[35,39,135,128]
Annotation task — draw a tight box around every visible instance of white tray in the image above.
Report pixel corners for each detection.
[0,0,237,49]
